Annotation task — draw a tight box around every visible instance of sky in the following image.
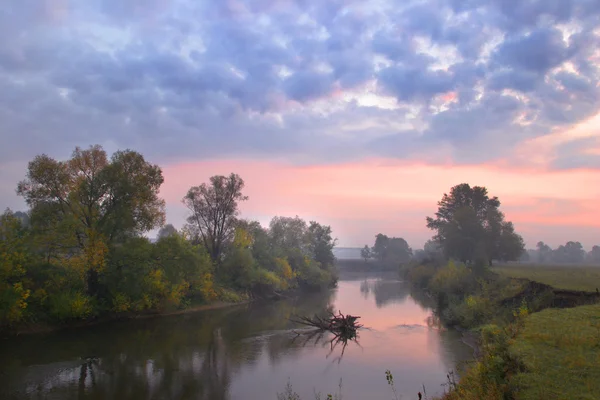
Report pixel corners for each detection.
[1,0,600,250]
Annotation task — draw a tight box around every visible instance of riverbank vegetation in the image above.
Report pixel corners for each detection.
[400,184,600,399]
[0,145,337,332]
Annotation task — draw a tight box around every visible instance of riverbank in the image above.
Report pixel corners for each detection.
[6,300,248,337]
[403,260,600,399]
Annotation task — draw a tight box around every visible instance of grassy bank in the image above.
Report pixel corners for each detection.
[402,260,600,399]
[493,263,600,292]
[509,304,600,399]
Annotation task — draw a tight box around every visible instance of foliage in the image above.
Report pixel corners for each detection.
[426,183,524,266]
[48,290,93,322]
[0,210,31,325]
[16,145,165,295]
[1,148,337,331]
[156,224,177,240]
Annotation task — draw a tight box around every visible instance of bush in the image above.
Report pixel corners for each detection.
[406,264,436,288]
[430,260,473,298]
[48,290,93,322]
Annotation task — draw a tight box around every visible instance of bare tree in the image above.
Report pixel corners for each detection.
[182,173,248,264]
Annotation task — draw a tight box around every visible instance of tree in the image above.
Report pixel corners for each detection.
[497,222,526,262]
[361,245,372,262]
[423,239,444,260]
[370,234,412,265]
[386,237,412,264]
[536,241,552,263]
[269,216,308,255]
[157,224,177,240]
[305,221,336,268]
[562,241,585,263]
[426,183,524,266]
[182,173,248,264]
[588,245,600,264]
[17,145,166,295]
[372,234,390,262]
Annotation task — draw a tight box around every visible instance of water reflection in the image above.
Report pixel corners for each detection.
[359,279,410,307]
[0,275,472,400]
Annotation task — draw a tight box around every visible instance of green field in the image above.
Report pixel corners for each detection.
[493,264,600,292]
[509,304,600,400]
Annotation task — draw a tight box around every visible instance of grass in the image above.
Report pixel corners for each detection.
[493,263,600,292]
[509,304,600,400]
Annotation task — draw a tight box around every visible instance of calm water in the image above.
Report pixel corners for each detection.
[0,273,473,400]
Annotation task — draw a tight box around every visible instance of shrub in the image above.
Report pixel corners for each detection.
[406,264,437,288]
[48,290,93,322]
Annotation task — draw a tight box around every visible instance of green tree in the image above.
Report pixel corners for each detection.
[588,245,600,264]
[157,224,177,240]
[497,222,526,262]
[426,183,524,266]
[16,145,165,295]
[372,234,390,262]
[361,245,371,262]
[536,241,552,263]
[553,241,585,264]
[386,237,412,264]
[305,221,336,268]
[369,234,412,265]
[182,173,248,265]
[269,216,308,256]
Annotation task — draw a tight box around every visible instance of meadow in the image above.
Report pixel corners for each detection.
[493,263,600,293]
[509,304,600,399]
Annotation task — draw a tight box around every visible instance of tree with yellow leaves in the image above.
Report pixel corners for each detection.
[0,209,31,325]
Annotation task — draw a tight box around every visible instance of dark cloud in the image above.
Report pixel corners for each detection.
[493,28,570,73]
[283,71,334,102]
[488,69,541,92]
[378,66,454,103]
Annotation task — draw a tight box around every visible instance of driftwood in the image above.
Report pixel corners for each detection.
[291,310,362,336]
[290,310,363,363]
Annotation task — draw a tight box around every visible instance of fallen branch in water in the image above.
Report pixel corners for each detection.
[291,310,362,336]
[290,310,364,364]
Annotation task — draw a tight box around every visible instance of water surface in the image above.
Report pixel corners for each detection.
[0,273,472,399]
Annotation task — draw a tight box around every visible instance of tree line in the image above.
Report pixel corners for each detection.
[521,241,600,264]
[0,145,336,328]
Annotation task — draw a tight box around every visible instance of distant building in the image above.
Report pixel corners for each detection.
[333,247,363,260]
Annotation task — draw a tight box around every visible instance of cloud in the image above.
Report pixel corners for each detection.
[0,0,599,192]
[493,27,570,73]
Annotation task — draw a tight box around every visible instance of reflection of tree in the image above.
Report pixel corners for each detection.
[359,279,410,307]
[0,288,336,400]
[407,286,474,378]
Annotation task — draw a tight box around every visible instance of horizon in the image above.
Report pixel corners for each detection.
[1,1,600,250]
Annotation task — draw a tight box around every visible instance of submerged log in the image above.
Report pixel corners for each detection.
[290,310,363,363]
[290,310,363,338]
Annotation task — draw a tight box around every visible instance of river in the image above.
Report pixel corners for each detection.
[0,272,473,400]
